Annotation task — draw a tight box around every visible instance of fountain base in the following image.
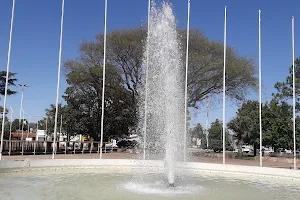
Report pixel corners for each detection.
[168,183,175,187]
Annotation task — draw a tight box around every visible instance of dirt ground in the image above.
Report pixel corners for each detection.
[2,152,299,169]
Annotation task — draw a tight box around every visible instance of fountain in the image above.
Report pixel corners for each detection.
[1,1,300,200]
[140,1,184,187]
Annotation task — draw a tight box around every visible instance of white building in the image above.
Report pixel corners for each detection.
[36,130,47,141]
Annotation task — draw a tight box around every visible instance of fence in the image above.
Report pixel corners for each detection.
[0,140,116,156]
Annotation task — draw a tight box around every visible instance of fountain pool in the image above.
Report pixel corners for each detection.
[1,2,300,200]
[0,163,300,200]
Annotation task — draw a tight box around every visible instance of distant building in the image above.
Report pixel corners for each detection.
[36,130,46,141]
[11,132,36,140]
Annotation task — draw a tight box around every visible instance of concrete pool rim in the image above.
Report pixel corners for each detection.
[0,159,300,181]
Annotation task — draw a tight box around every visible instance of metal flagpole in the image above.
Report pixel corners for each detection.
[259,10,263,167]
[143,0,151,160]
[21,109,24,155]
[0,0,16,161]
[52,0,65,159]
[206,96,209,150]
[292,16,296,170]
[100,0,108,159]
[222,6,227,165]
[19,86,24,130]
[183,0,191,162]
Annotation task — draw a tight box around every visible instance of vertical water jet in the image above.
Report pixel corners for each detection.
[140,1,184,186]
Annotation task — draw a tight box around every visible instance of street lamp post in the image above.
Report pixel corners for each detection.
[21,108,25,155]
[18,84,28,131]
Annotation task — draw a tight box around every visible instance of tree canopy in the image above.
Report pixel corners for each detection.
[62,65,136,140]
[227,100,259,155]
[58,27,257,140]
[273,58,300,111]
[0,71,17,113]
[65,28,257,108]
[228,57,300,153]
[179,29,257,107]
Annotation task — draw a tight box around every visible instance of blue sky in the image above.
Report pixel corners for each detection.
[0,0,299,126]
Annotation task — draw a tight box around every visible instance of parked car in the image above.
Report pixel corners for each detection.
[262,148,274,155]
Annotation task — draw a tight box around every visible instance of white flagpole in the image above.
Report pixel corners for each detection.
[259,10,262,167]
[52,0,65,159]
[143,0,151,160]
[184,0,191,162]
[222,6,227,165]
[0,0,16,161]
[100,0,108,159]
[292,16,296,170]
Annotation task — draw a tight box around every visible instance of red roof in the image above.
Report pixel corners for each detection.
[11,132,36,138]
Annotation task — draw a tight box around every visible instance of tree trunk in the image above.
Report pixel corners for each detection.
[253,143,257,157]
[238,140,243,156]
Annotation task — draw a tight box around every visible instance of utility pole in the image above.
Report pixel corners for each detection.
[60,115,62,134]
[18,84,28,131]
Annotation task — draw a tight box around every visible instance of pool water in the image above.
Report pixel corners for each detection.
[0,168,299,200]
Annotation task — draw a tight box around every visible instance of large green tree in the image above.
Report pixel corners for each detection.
[190,123,204,139]
[208,119,231,152]
[273,58,300,111]
[43,103,66,135]
[189,123,205,147]
[179,29,257,107]
[227,100,259,155]
[262,99,294,151]
[64,28,257,108]
[270,57,300,150]
[0,71,17,113]
[62,27,257,141]
[11,119,29,132]
[62,65,136,141]
[0,117,10,139]
[228,99,300,153]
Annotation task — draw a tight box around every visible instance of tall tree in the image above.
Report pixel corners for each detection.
[262,99,294,151]
[0,117,10,139]
[228,99,299,153]
[208,119,231,152]
[227,100,259,155]
[273,58,300,111]
[64,28,257,108]
[0,71,17,113]
[11,118,28,132]
[44,104,66,134]
[63,65,136,140]
[179,29,257,107]
[189,123,204,147]
[190,123,204,139]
